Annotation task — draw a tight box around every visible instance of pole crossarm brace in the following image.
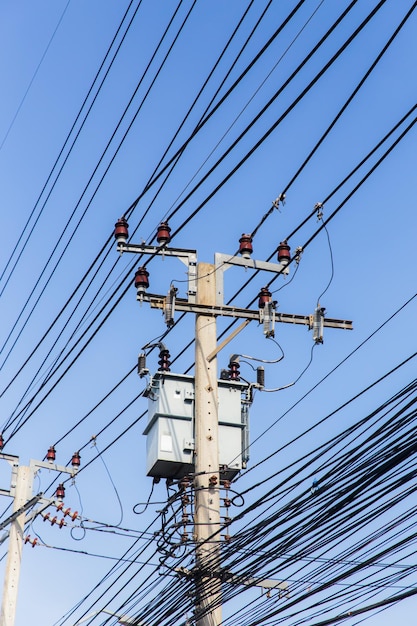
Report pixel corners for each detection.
[118,242,197,302]
[0,494,43,532]
[29,458,79,477]
[145,294,353,331]
[215,252,290,275]
[214,252,289,307]
[175,567,289,594]
[226,574,289,595]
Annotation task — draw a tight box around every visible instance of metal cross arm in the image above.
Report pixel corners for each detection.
[145,294,353,331]
[214,252,289,307]
[118,242,197,303]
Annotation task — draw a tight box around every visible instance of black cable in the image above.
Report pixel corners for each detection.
[0,0,141,294]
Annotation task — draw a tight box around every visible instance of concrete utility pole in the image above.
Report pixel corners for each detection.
[194,263,222,625]
[0,453,79,626]
[0,462,33,626]
[114,218,353,626]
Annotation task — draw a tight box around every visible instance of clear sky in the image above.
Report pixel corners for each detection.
[1,1,417,625]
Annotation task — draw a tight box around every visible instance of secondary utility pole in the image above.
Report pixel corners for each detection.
[0,451,79,626]
[0,459,33,626]
[114,218,352,626]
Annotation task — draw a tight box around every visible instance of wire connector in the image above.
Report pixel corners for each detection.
[272,192,286,210]
[314,202,324,220]
[310,306,326,344]
[164,285,178,327]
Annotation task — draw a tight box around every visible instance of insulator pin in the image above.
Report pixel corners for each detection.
[46,446,56,464]
[277,240,291,265]
[55,483,65,502]
[239,234,253,259]
[134,267,150,296]
[71,451,81,469]
[258,287,271,309]
[114,217,129,244]
[156,222,171,244]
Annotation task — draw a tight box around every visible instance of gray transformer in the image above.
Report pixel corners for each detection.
[143,372,250,480]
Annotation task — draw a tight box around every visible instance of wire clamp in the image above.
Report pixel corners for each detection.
[314,202,324,220]
[272,193,286,209]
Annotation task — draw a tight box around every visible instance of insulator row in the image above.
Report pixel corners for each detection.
[46,447,81,469]
[55,503,79,521]
[42,512,65,528]
[24,536,38,547]
[237,233,291,265]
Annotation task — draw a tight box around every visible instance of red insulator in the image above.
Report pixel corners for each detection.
[209,475,218,487]
[55,483,65,501]
[134,267,150,293]
[156,222,171,245]
[71,451,81,469]
[239,234,253,259]
[258,287,271,308]
[158,349,171,372]
[114,217,129,244]
[46,445,56,463]
[229,360,240,381]
[277,240,291,265]
[0,433,4,450]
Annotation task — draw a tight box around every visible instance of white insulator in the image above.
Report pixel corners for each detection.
[313,306,325,343]
[164,286,177,327]
[263,302,275,338]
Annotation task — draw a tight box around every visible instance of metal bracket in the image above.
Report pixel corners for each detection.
[146,295,353,331]
[214,253,289,307]
[118,242,197,303]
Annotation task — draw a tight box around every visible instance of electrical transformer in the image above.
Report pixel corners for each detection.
[143,371,250,480]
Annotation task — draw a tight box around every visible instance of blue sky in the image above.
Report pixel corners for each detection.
[1,1,417,624]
